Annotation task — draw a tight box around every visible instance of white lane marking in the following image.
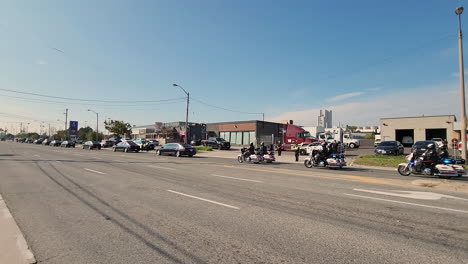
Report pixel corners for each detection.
[56,161,62,164]
[33,155,40,157]
[344,194,468,214]
[113,160,123,162]
[83,168,106,175]
[148,165,176,171]
[167,190,240,210]
[93,157,102,159]
[353,189,468,201]
[210,174,263,183]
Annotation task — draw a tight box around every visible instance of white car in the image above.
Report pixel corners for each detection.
[431,138,444,147]
[300,142,323,155]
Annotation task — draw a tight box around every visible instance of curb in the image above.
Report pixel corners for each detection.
[0,195,36,264]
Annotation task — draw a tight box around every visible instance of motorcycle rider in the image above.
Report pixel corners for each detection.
[329,140,338,155]
[440,140,449,160]
[420,143,439,172]
[260,142,267,155]
[248,142,255,154]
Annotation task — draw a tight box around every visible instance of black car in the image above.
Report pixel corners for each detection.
[148,140,159,146]
[42,139,51,146]
[374,141,404,155]
[202,137,231,150]
[411,140,438,157]
[50,140,62,147]
[83,141,101,150]
[34,139,44,144]
[157,143,196,157]
[61,140,75,148]
[113,141,140,152]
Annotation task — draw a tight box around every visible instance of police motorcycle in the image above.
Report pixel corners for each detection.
[304,148,347,169]
[397,146,464,178]
[238,147,265,164]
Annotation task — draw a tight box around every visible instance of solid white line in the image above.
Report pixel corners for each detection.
[148,165,176,170]
[344,193,468,214]
[33,155,40,157]
[211,174,263,183]
[167,190,240,210]
[83,168,106,175]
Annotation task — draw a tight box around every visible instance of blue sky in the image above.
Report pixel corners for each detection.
[0,0,466,133]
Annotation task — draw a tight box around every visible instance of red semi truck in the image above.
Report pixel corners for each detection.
[279,124,316,150]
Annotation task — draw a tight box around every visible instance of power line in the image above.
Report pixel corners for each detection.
[0,93,186,107]
[0,88,186,103]
[191,97,262,115]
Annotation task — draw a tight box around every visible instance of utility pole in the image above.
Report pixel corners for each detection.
[456,6,467,160]
[65,108,68,139]
[173,84,189,144]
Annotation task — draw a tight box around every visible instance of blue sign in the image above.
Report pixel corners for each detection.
[69,121,78,136]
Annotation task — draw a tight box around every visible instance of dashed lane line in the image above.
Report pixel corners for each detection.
[167,190,240,210]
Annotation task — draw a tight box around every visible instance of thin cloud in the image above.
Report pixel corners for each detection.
[270,82,459,126]
[367,87,381,91]
[327,92,363,102]
[36,60,47,65]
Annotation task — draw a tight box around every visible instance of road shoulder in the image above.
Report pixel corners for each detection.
[0,194,36,264]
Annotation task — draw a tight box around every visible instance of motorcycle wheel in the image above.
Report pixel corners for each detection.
[237,156,244,163]
[304,159,313,168]
[397,165,411,176]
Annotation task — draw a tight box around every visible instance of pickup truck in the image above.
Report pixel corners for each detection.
[201,137,231,150]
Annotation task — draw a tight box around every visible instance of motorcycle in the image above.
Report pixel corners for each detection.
[238,148,264,164]
[262,150,276,163]
[304,150,346,169]
[397,153,461,178]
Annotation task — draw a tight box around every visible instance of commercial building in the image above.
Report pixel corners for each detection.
[206,120,283,146]
[318,109,332,128]
[131,122,206,143]
[380,115,456,146]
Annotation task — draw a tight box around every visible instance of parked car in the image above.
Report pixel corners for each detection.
[148,140,160,146]
[411,140,438,157]
[374,141,404,155]
[201,137,231,150]
[113,141,140,152]
[33,139,43,144]
[50,140,62,147]
[83,141,101,150]
[61,140,76,148]
[300,142,322,155]
[430,138,444,147]
[374,138,381,147]
[156,143,196,157]
[42,139,51,146]
[100,140,115,148]
[25,138,34,144]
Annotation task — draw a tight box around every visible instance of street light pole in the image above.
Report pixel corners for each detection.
[456,6,467,160]
[173,84,189,144]
[88,109,99,141]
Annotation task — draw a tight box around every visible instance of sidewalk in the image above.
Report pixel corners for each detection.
[0,195,36,264]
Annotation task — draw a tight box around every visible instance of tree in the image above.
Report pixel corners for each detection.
[78,127,94,139]
[54,130,68,140]
[346,125,358,133]
[364,133,375,139]
[104,120,132,138]
[84,131,104,141]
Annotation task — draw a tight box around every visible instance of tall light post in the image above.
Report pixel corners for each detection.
[87,109,99,141]
[173,84,189,144]
[456,6,467,160]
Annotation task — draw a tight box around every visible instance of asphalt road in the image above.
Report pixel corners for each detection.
[1,142,468,264]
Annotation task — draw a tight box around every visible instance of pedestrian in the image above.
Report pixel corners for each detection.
[277,141,282,156]
[294,143,299,162]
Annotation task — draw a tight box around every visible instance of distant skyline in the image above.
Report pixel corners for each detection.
[1,0,467,134]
